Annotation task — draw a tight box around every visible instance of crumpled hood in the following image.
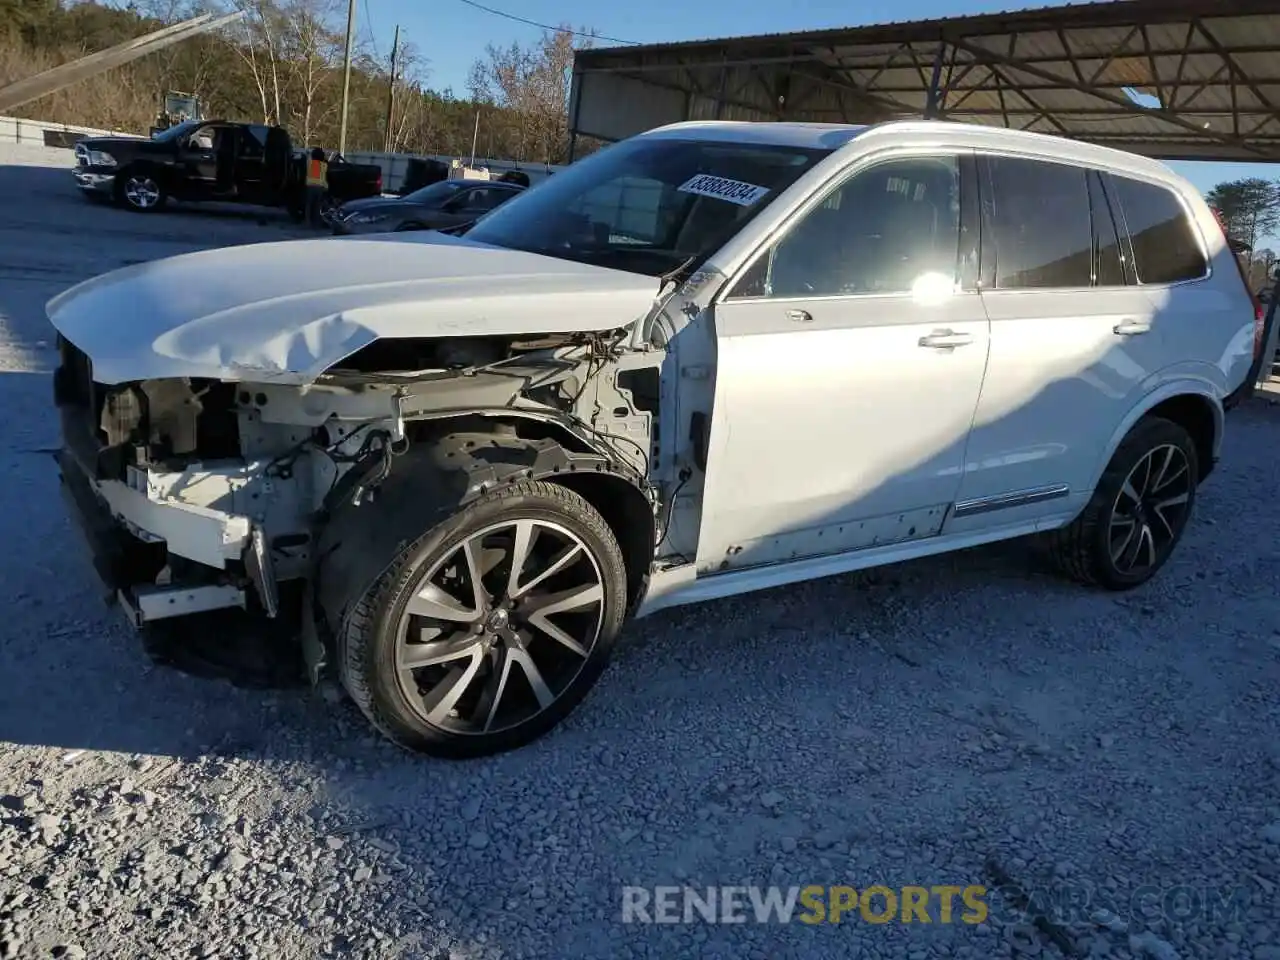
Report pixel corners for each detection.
[46,231,659,385]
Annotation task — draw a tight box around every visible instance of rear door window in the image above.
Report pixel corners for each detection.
[1107,175,1208,284]
[986,156,1093,289]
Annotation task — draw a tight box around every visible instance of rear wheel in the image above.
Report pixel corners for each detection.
[116,170,166,212]
[339,480,627,758]
[1044,416,1198,590]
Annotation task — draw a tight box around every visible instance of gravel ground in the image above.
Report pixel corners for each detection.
[1,141,1278,960]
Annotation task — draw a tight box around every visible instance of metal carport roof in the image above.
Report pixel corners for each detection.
[567,0,1280,162]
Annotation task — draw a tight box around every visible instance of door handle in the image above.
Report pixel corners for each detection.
[918,329,974,349]
[785,308,813,323]
[1113,319,1151,336]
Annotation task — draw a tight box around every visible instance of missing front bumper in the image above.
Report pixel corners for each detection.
[56,449,255,625]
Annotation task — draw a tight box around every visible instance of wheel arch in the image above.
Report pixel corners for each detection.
[1089,383,1222,493]
[311,415,656,676]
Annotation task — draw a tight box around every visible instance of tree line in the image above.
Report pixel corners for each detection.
[1206,178,1280,290]
[0,0,596,164]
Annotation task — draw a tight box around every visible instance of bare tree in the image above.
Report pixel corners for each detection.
[226,0,285,124]
[468,26,591,164]
[279,0,340,145]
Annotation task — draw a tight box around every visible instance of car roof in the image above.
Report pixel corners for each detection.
[639,118,1184,186]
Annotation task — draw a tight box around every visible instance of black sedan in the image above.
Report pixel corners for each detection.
[330,179,524,235]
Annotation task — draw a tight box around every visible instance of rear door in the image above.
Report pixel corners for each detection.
[178,124,219,198]
[233,125,271,203]
[949,154,1167,534]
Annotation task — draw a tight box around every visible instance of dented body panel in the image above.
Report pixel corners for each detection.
[46,230,660,385]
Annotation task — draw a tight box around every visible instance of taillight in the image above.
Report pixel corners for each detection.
[1210,206,1266,359]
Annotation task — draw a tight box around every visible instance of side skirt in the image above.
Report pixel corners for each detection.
[636,510,1076,619]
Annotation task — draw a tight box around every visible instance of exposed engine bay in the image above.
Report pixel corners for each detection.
[53,328,664,648]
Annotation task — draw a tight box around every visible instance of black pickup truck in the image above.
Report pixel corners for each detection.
[72,119,383,217]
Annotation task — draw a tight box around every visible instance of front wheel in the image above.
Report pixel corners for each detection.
[115,170,166,212]
[1044,416,1198,590]
[338,480,628,758]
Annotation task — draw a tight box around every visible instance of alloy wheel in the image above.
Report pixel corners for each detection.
[124,176,160,209]
[395,518,606,736]
[1108,443,1192,575]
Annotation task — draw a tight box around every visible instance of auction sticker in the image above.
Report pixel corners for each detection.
[677,174,771,206]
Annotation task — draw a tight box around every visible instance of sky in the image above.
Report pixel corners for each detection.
[369,0,1270,216]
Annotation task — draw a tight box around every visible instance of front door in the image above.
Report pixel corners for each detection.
[179,124,219,198]
[695,152,991,574]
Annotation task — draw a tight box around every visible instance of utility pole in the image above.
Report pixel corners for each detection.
[382,24,399,154]
[470,110,480,167]
[337,0,357,155]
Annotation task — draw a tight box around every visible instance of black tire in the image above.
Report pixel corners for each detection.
[1043,416,1199,590]
[339,479,628,758]
[114,169,166,213]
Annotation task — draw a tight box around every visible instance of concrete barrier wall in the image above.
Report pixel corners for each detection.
[0,114,142,146]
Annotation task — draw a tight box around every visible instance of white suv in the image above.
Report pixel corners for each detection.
[49,120,1263,757]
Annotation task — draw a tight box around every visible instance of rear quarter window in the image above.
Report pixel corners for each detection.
[1108,176,1208,284]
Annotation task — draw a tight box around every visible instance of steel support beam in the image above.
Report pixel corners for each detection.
[0,10,245,114]
[947,34,1278,159]
[924,41,948,118]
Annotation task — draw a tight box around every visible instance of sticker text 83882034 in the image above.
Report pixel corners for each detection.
[677,174,771,206]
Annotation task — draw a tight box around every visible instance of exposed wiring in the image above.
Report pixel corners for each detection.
[455,0,639,46]
[655,466,692,548]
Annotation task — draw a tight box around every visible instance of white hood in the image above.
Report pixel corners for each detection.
[46,231,660,385]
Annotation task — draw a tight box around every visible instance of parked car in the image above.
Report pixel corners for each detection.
[330,179,525,235]
[49,119,1263,759]
[72,119,383,215]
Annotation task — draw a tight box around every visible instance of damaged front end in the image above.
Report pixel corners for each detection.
[53,326,663,679]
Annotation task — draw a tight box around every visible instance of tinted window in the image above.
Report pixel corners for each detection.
[239,126,266,160]
[463,137,830,276]
[988,157,1093,289]
[734,156,961,298]
[245,125,270,149]
[1109,176,1207,284]
[463,187,508,212]
[403,180,465,204]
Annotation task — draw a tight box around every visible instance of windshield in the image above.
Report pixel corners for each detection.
[463,137,832,276]
[403,180,466,204]
[152,119,203,142]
